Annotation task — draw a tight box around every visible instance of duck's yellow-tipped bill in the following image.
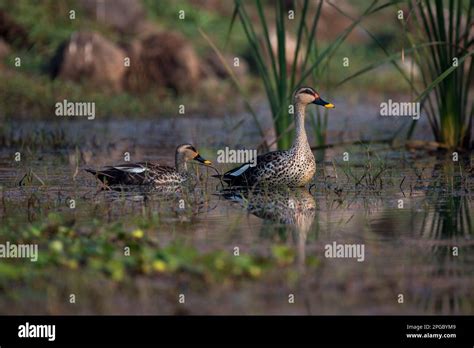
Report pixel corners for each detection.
[193,153,212,165]
[313,97,335,109]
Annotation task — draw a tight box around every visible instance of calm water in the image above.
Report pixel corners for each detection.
[0,116,472,314]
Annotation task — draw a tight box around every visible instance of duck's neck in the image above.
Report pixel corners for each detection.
[291,102,309,151]
[175,154,187,174]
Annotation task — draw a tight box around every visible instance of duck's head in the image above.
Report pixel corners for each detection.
[176,144,212,165]
[294,87,335,108]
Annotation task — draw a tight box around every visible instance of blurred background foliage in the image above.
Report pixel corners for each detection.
[0,0,406,117]
[0,0,472,150]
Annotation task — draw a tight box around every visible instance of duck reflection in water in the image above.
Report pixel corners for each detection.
[220,187,316,272]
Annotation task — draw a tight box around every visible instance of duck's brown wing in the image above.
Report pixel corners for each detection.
[85,162,179,186]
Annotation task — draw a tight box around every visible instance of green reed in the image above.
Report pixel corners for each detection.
[222,0,391,150]
[332,1,472,151]
[407,0,473,150]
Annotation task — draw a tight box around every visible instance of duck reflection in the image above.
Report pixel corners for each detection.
[220,187,316,272]
[88,182,215,221]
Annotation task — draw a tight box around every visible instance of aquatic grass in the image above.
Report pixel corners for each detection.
[339,1,473,150]
[0,124,72,150]
[333,145,390,192]
[406,0,473,151]
[219,0,393,150]
[18,168,46,186]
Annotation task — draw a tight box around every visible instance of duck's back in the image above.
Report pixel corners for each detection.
[86,162,186,186]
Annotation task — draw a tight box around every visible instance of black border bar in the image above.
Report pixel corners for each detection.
[0,315,473,346]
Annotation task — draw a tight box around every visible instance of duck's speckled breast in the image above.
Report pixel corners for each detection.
[290,147,316,186]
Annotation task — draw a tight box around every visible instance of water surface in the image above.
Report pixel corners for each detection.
[0,115,472,315]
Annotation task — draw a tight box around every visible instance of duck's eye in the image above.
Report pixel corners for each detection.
[301,89,315,96]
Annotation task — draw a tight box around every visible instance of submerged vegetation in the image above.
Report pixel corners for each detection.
[0,212,276,284]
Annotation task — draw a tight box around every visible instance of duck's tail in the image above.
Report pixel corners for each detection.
[84,168,98,175]
[84,168,109,184]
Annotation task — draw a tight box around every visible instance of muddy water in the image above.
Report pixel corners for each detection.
[0,112,472,314]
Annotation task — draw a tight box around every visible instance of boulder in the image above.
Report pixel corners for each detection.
[124,31,202,94]
[51,31,126,92]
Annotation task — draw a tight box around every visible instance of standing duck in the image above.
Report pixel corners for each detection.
[217,87,334,187]
[86,143,211,186]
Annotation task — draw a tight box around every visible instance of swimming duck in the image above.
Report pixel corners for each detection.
[217,87,334,187]
[86,143,211,186]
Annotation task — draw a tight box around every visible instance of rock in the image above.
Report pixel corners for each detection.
[124,31,202,94]
[133,20,161,39]
[51,31,126,92]
[78,0,145,34]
